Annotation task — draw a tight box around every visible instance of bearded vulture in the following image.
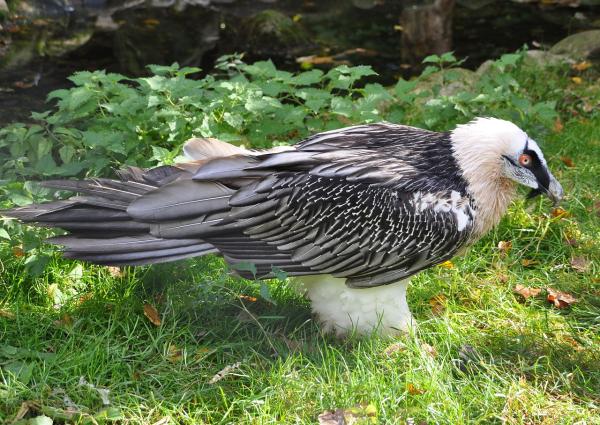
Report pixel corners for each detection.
[3,118,563,336]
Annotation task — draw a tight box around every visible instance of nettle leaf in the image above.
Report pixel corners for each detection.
[297,88,331,113]
[331,97,354,117]
[141,75,168,91]
[223,112,244,130]
[245,96,282,113]
[67,70,95,86]
[68,87,94,110]
[242,60,278,78]
[423,54,441,64]
[291,69,324,85]
[147,63,181,76]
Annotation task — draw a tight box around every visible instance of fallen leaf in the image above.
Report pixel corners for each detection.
[421,343,437,358]
[143,303,161,326]
[521,259,538,267]
[166,344,183,363]
[553,118,564,133]
[239,295,257,302]
[318,404,377,425]
[570,256,590,273]
[559,156,575,167]
[547,287,577,308]
[572,61,592,71]
[106,266,122,277]
[594,201,600,217]
[0,309,15,319]
[562,335,583,351]
[439,260,454,269]
[564,238,578,247]
[407,383,425,395]
[429,294,447,316]
[497,273,509,283]
[514,284,541,299]
[383,342,406,356]
[143,18,160,26]
[152,418,171,425]
[497,240,512,255]
[209,362,241,384]
[13,80,34,89]
[13,401,39,421]
[296,55,334,65]
[54,313,73,327]
[571,76,582,84]
[12,246,25,257]
[551,207,570,218]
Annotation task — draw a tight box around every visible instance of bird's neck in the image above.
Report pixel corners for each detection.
[468,175,517,238]
[450,138,518,239]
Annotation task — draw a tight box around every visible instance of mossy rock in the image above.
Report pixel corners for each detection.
[241,10,309,51]
[550,30,600,62]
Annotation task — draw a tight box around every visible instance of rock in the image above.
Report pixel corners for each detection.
[523,49,574,67]
[550,30,600,62]
[475,59,494,75]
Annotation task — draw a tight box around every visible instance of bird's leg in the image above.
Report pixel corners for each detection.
[296,275,414,337]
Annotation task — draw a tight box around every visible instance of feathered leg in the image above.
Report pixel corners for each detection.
[297,275,413,336]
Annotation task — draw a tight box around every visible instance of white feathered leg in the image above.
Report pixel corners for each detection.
[296,275,413,336]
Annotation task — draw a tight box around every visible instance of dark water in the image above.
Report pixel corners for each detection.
[0,0,598,125]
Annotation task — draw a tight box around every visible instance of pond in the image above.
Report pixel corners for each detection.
[1,0,599,125]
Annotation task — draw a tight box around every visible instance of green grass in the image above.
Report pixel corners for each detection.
[1,117,600,423]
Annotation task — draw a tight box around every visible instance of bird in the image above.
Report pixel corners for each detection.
[2,117,563,336]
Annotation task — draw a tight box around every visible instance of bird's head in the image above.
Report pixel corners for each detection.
[451,117,563,206]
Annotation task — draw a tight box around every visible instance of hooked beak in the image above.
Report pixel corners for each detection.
[528,174,563,206]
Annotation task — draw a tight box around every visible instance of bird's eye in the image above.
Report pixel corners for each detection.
[519,153,532,167]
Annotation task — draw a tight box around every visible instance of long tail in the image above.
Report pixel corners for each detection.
[1,137,252,266]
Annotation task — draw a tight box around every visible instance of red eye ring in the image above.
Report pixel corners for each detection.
[519,153,532,167]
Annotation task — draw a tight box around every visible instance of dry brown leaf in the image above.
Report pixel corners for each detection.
[570,256,590,273]
[547,287,577,309]
[143,303,161,326]
[562,335,583,351]
[54,313,73,327]
[429,294,447,316]
[439,260,454,269]
[208,362,241,384]
[551,207,571,218]
[594,200,600,218]
[106,266,122,277]
[151,418,171,425]
[143,18,160,26]
[521,259,538,267]
[564,238,578,247]
[12,246,25,257]
[571,76,582,84]
[497,240,512,255]
[514,284,541,299]
[383,342,406,356]
[318,404,377,425]
[559,156,575,168]
[0,309,15,319]
[572,61,592,72]
[421,343,437,358]
[497,273,509,283]
[166,344,183,363]
[296,55,334,65]
[239,295,257,302]
[553,118,564,133]
[407,383,425,395]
